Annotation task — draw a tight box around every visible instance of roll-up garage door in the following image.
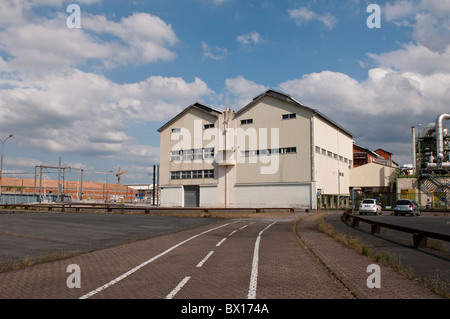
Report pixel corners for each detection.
[184,185,200,207]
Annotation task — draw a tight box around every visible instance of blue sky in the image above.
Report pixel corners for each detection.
[0,0,449,184]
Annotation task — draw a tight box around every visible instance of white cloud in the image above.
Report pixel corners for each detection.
[368,43,450,75]
[237,32,264,47]
[211,0,230,4]
[0,69,212,159]
[224,76,268,109]
[288,7,337,30]
[384,0,450,52]
[0,10,179,72]
[201,41,229,60]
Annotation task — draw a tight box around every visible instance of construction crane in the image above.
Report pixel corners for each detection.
[116,167,129,184]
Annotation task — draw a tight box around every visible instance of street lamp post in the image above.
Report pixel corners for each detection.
[0,134,13,203]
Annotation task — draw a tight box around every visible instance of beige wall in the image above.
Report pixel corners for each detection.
[233,96,312,184]
[158,94,353,208]
[313,116,353,196]
[159,108,218,187]
[349,162,398,188]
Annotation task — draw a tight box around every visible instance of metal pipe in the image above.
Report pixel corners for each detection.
[436,114,450,162]
[412,126,416,174]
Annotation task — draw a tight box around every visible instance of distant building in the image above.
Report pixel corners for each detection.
[0,176,135,203]
[353,144,397,168]
[158,89,354,209]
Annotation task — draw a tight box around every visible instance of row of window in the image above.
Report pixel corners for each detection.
[171,169,214,180]
[315,146,353,166]
[171,146,297,162]
[170,113,298,133]
[171,123,215,134]
[171,148,215,161]
[241,147,297,157]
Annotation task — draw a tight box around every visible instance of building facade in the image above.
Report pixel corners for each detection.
[158,90,353,209]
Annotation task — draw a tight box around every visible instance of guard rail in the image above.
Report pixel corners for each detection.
[342,210,450,248]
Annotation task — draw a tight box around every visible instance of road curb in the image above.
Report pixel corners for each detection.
[295,212,444,299]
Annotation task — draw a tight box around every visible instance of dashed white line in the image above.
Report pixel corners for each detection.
[239,224,248,230]
[248,221,277,299]
[79,222,235,299]
[166,276,191,299]
[228,230,237,236]
[197,251,214,268]
[216,238,227,247]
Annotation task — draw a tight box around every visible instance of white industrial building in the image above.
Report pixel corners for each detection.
[158,89,353,209]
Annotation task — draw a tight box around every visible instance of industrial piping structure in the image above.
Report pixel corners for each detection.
[418,113,450,173]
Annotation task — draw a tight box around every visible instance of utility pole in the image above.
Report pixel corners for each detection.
[0,134,13,203]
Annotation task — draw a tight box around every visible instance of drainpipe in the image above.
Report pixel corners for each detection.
[223,109,229,208]
[412,126,416,175]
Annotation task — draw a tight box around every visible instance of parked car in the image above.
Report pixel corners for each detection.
[359,199,382,215]
[394,199,421,216]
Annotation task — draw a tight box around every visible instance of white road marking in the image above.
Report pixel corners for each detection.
[247,221,277,299]
[79,222,235,299]
[216,238,227,247]
[166,276,191,299]
[239,224,248,230]
[196,251,214,268]
[228,230,237,236]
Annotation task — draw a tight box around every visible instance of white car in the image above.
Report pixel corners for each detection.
[359,199,382,215]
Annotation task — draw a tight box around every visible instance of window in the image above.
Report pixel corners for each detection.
[204,123,214,129]
[171,171,180,180]
[284,147,297,153]
[193,148,203,161]
[327,151,333,158]
[315,146,321,153]
[339,156,343,162]
[242,150,257,157]
[282,113,296,119]
[204,147,214,159]
[241,119,253,125]
[192,170,203,179]
[171,128,181,133]
[182,171,191,179]
[271,148,280,155]
[171,150,181,161]
[258,149,269,156]
[334,153,338,159]
[204,169,214,178]
[322,148,326,155]
[182,149,192,161]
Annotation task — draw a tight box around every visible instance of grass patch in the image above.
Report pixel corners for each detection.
[314,214,448,298]
[427,238,448,252]
[0,250,80,273]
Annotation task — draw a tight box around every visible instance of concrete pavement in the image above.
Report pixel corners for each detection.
[295,212,444,299]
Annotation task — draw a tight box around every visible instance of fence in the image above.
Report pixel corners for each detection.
[0,194,72,205]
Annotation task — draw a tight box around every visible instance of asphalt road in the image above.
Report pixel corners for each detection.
[0,213,350,299]
[0,211,448,301]
[325,212,450,289]
[0,212,219,265]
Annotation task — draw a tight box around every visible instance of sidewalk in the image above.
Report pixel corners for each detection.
[295,213,444,299]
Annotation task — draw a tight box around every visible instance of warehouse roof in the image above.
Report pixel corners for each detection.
[235,89,353,138]
[157,102,222,132]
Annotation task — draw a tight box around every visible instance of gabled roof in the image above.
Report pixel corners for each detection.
[234,89,353,138]
[374,148,393,155]
[157,102,222,133]
[353,143,380,158]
